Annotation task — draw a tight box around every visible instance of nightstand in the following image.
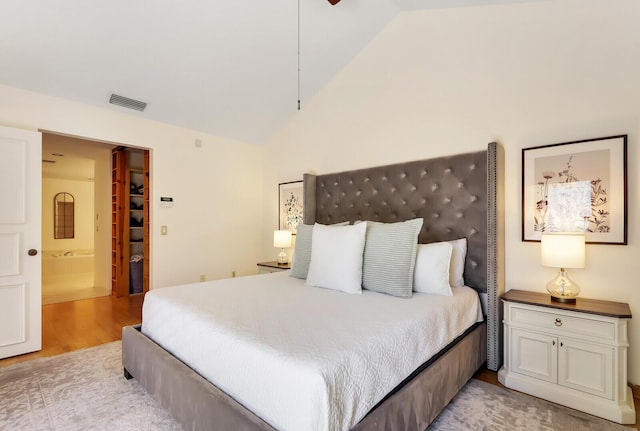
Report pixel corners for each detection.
[498,289,635,424]
[257,261,291,274]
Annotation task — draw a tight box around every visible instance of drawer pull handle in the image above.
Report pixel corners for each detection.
[554,318,562,327]
[552,340,556,346]
[560,342,564,347]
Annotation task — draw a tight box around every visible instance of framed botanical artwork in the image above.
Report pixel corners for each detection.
[522,135,627,244]
[279,180,304,234]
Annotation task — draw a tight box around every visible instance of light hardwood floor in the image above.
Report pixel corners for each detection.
[0,293,143,368]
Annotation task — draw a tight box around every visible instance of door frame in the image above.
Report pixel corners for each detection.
[40,130,153,299]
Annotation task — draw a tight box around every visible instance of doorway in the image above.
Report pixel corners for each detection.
[41,133,150,304]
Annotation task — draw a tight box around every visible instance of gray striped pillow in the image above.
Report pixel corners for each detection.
[290,222,349,279]
[361,218,424,297]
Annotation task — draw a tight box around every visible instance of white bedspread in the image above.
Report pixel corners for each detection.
[141,271,483,431]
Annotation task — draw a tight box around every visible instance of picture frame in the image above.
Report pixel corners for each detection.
[522,135,627,244]
[278,180,304,234]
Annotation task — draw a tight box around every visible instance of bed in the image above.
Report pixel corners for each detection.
[122,142,504,431]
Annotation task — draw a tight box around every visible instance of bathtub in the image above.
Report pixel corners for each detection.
[42,249,95,277]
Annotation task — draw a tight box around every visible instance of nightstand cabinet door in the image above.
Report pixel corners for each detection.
[511,328,557,384]
[558,338,613,400]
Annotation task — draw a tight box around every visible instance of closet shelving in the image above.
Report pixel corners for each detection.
[111,147,150,297]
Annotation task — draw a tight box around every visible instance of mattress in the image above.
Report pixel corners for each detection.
[141,271,483,431]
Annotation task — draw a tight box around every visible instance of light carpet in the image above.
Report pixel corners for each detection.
[0,342,633,431]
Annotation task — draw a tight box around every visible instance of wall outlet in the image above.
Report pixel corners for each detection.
[161,225,168,235]
[199,274,206,282]
[232,271,236,278]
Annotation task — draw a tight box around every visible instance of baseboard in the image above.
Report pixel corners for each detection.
[631,384,640,400]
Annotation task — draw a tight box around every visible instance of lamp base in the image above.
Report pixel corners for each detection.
[550,296,577,303]
[547,268,579,302]
[277,249,288,264]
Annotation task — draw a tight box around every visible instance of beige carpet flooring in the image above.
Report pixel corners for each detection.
[0,342,634,431]
[0,342,178,431]
[431,377,635,431]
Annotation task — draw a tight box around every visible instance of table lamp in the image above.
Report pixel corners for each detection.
[541,233,585,302]
[273,230,292,264]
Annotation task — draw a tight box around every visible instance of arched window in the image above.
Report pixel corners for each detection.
[54,192,75,239]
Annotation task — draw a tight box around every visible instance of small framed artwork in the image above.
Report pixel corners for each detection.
[279,180,304,234]
[522,135,627,244]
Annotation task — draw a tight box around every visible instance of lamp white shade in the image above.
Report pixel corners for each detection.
[541,233,585,269]
[273,230,292,248]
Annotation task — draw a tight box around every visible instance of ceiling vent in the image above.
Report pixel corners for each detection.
[109,93,147,112]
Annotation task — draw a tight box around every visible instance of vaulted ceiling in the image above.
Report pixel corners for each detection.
[1,0,537,145]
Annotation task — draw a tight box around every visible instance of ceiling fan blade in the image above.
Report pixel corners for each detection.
[328,0,341,4]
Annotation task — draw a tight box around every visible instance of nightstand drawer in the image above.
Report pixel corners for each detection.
[510,306,615,341]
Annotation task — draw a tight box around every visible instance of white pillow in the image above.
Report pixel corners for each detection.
[306,222,367,294]
[448,238,467,288]
[413,241,453,296]
[289,222,349,279]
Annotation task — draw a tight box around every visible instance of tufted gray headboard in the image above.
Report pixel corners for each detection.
[303,142,504,371]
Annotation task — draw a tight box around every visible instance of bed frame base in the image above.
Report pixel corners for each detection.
[122,322,486,431]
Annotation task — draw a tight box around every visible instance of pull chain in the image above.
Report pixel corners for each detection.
[297,0,301,110]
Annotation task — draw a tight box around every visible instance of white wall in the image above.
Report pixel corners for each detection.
[42,178,94,251]
[263,0,640,383]
[0,84,264,288]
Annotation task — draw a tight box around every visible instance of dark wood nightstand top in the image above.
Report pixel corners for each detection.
[501,289,631,318]
[256,261,291,270]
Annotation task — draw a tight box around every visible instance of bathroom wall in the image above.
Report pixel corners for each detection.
[42,177,95,252]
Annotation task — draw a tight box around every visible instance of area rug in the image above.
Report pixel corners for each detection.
[0,342,634,431]
[0,342,179,431]
[430,377,635,431]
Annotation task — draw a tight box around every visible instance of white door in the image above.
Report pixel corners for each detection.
[0,126,42,359]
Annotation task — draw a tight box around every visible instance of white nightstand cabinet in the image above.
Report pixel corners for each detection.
[498,290,635,424]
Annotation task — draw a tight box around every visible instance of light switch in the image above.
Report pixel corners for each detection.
[161,226,167,235]
[160,197,174,208]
